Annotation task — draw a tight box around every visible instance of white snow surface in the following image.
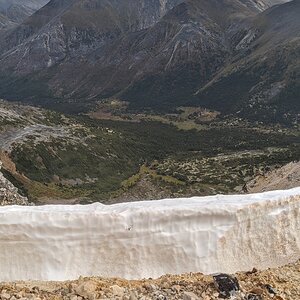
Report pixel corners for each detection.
[0,188,300,281]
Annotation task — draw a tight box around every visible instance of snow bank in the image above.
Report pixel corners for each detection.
[0,188,299,281]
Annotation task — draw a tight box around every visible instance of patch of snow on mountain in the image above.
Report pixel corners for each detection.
[0,188,299,281]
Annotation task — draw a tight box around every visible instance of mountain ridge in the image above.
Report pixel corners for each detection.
[0,0,297,124]
[194,0,299,124]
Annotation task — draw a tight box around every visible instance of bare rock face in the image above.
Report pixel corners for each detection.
[0,161,30,205]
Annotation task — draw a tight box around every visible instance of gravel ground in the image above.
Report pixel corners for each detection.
[0,260,299,300]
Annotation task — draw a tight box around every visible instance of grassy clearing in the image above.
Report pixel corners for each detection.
[121,164,185,190]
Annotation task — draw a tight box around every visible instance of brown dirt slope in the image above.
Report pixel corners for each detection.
[246,161,300,193]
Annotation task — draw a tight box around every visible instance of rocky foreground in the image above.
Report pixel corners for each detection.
[0,260,299,300]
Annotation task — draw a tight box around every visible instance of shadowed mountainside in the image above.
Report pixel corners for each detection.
[0,0,49,29]
[0,0,297,124]
[194,0,300,124]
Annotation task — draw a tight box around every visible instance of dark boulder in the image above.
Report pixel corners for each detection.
[265,284,277,295]
[213,273,240,298]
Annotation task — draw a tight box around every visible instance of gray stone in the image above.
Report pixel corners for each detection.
[183,291,200,300]
[74,281,97,299]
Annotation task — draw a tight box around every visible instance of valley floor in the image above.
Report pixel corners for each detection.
[1,260,299,300]
[0,99,299,204]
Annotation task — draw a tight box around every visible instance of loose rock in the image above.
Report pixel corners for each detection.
[213,273,240,298]
[183,291,200,300]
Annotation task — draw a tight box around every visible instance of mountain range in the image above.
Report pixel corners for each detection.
[0,0,298,124]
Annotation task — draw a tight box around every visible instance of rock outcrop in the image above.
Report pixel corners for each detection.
[246,161,300,193]
[0,161,30,205]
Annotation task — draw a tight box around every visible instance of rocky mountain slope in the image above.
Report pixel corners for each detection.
[246,161,300,192]
[196,0,300,124]
[0,12,12,30]
[0,0,296,124]
[0,0,49,29]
